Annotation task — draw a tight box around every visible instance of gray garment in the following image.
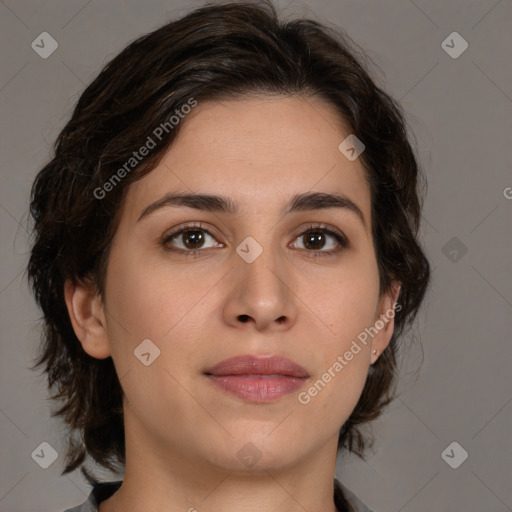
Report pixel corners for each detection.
[62,479,373,512]
[337,480,375,512]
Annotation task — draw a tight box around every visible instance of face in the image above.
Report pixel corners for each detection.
[69,95,399,475]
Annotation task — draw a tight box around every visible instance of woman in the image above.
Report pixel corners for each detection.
[27,1,431,511]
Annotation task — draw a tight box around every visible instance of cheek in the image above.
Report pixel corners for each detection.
[101,252,205,418]
[104,245,193,336]
[318,254,381,348]
[299,337,370,425]
[303,252,379,411]
[103,245,220,375]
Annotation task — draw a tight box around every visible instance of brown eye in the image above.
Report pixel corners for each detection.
[179,229,206,250]
[161,223,223,256]
[291,226,348,257]
[302,231,327,250]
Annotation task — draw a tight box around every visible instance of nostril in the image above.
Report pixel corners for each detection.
[239,315,250,323]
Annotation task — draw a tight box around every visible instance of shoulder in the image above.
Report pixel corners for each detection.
[61,481,122,512]
[334,478,375,512]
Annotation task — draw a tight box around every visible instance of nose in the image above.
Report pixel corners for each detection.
[222,246,298,332]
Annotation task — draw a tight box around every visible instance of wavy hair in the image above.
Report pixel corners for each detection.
[27,0,431,483]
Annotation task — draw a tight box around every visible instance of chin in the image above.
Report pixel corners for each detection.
[202,430,307,474]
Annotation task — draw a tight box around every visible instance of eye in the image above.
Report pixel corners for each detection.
[161,222,348,258]
[161,222,223,256]
[290,224,348,258]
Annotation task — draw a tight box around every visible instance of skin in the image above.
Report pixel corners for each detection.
[65,95,400,512]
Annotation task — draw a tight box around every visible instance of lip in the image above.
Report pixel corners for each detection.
[204,355,310,403]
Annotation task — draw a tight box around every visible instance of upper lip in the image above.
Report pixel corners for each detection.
[204,355,309,378]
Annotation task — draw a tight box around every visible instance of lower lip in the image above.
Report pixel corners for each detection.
[206,374,308,403]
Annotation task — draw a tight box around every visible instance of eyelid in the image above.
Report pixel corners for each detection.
[297,223,348,245]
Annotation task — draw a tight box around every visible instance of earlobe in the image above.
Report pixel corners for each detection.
[63,279,111,359]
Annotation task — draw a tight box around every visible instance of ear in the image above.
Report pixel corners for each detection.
[64,278,111,359]
[370,281,401,364]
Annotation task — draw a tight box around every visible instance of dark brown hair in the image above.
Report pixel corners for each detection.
[27,0,430,483]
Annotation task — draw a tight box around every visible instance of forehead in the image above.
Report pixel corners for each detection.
[121,95,371,228]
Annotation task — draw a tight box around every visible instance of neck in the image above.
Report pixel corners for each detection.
[100,412,341,512]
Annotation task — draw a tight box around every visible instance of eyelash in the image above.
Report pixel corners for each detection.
[161,222,349,259]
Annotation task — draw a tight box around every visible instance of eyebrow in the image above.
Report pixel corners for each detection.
[137,191,366,227]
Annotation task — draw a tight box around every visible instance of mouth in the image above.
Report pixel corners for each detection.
[203,355,309,403]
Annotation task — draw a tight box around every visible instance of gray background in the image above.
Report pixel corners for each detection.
[1,0,511,511]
